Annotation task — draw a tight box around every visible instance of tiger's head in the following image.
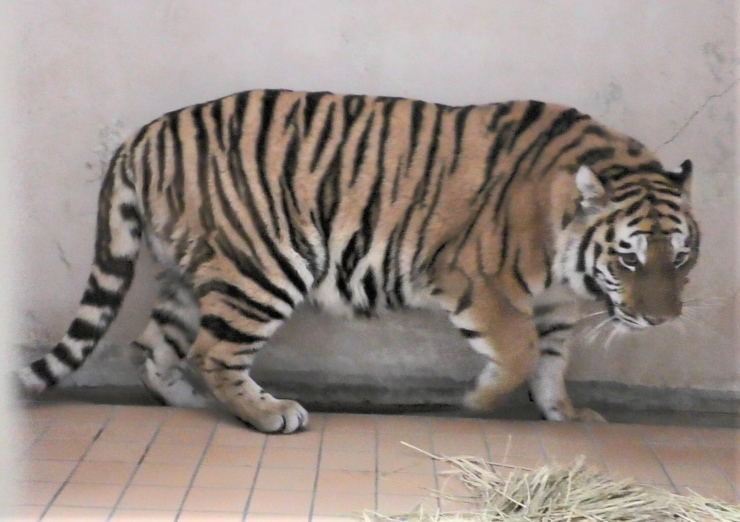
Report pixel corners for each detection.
[559,159,700,329]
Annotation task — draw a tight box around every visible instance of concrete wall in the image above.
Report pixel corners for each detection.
[7,1,738,407]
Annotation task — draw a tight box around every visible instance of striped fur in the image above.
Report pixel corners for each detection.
[18,90,699,431]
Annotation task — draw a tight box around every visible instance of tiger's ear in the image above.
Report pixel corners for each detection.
[575,165,606,208]
[665,159,692,201]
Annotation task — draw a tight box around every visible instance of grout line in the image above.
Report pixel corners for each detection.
[425,416,441,512]
[373,414,380,514]
[306,414,327,522]
[690,426,739,498]
[477,418,494,463]
[171,413,221,521]
[582,423,612,474]
[105,406,174,521]
[638,426,681,494]
[35,404,118,522]
[240,425,270,522]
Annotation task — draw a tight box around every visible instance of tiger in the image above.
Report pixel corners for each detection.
[17,89,700,433]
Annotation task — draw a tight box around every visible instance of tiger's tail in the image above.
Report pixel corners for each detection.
[17,144,143,394]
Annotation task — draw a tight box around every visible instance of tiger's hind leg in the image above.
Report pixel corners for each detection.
[129,274,212,408]
[431,269,539,411]
[187,263,309,434]
[528,287,605,422]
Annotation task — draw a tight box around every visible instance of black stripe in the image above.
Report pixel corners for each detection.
[499,218,510,271]
[139,139,153,222]
[605,227,615,242]
[151,309,194,337]
[512,250,532,295]
[215,234,295,308]
[215,156,261,262]
[538,323,572,338]
[162,333,187,358]
[451,106,474,174]
[192,105,216,232]
[195,280,285,320]
[255,90,282,237]
[454,282,473,315]
[488,102,513,132]
[51,343,83,370]
[210,356,254,370]
[576,223,598,272]
[81,274,122,308]
[624,199,645,216]
[211,99,225,151]
[303,91,328,135]
[408,100,426,160]
[612,188,642,203]
[68,318,101,341]
[30,359,57,386]
[361,270,378,312]
[577,147,615,166]
[350,113,374,186]
[155,122,167,193]
[540,348,562,357]
[201,315,267,345]
[168,112,185,213]
[655,198,680,211]
[459,328,481,339]
[509,100,545,150]
[310,102,336,172]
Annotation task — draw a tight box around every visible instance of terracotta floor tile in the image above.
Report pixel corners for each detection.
[143,443,205,465]
[378,447,435,475]
[70,460,137,484]
[194,464,257,489]
[13,504,47,521]
[706,447,739,482]
[155,424,214,445]
[432,433,488,457]
[607,458,672,484]
[260,447,318,469]
[246,515,310,522]
[597,440,656,463]
[54,404,113,424]
[312,489,375,516]
[182,486,251,512]
[377,430,433,453]
[253,464,316,491]
[429,417,483,435]
[266,429,322,449]
[310,516,360,522]
[693,427,739,448]
[25,405,61,423]
[53,482,123,508]
[317,469,375,494]
[202,444,263,467]
[84,440,149,463]
[378,471,436,496]
[681,484,740,504]
[486,433,543,458]
[40,422,102,442]
[117,485,187,510]
[180,511,244,521]
[109,405,170,425]
[247,488,313,515]
[211,422,267,447]
[19,481,63,505]
[131,462,197,487]
[666,464,734,487]
[31,439,90,461]
[320,449,375,471]
[96,419,159,444]
[653,444,715,468]
[24,459,77,482]
[163,408,219,427]
[42,505,111,521]
[642,425,699,445]
[376,493,436,515]
[109,508,178,521]
[322,430,377,452]
[376,415,432,433]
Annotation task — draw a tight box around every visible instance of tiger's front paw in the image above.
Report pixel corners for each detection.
[246,398,309,434]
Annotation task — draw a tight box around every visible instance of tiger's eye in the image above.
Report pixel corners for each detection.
[621,252,639,267]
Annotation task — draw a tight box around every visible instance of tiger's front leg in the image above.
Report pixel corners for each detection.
[187,276,309,434]
[432,269,539,411]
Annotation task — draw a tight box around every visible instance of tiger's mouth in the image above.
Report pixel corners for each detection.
[606,300,650,330]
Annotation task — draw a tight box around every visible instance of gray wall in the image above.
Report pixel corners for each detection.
[6,1,738,406]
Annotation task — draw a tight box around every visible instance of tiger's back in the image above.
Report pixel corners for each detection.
[19,89,699,432]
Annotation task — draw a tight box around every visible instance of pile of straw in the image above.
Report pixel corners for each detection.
[364,444,740,522]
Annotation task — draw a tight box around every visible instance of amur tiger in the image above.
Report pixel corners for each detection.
[17,90,700,433]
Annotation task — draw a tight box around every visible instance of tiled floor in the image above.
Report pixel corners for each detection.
[16,403,739,521]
